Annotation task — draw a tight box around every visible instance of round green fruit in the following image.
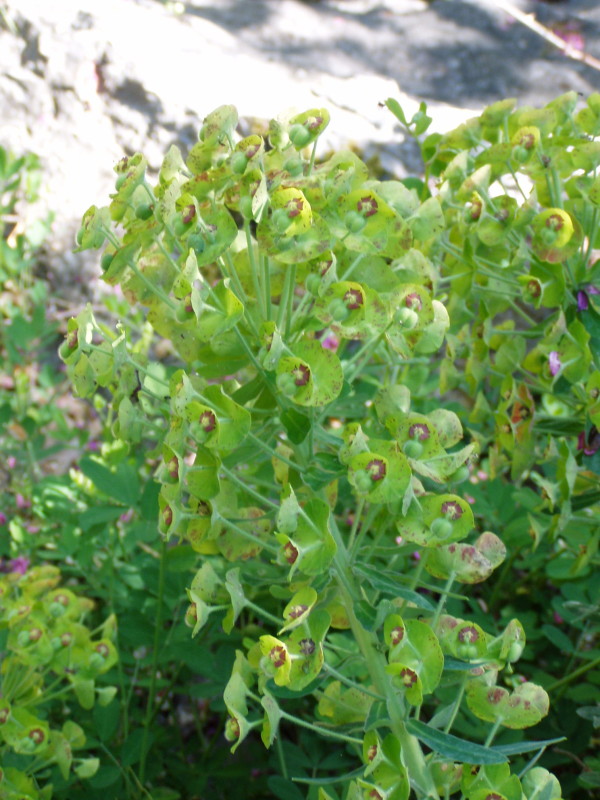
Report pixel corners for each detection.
[430,518,453,539]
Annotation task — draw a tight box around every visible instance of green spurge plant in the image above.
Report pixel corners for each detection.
[64,104,568,799]
[0,563,118,799]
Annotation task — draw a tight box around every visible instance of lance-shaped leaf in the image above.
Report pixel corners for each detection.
[436,615,489,661]
[277,485,302,535]
[425,532,506,584]
[466,681,549,730]
[384,615,444,697]
[280,586,318,634]
[276,338,343,407]
[397,494,474,547]
[261,690,283,748]
[222,569,248,634]
[276,498,336,578]
[223,666,253,754]
[318,680,373,725]
[406,720,507,767]
[348,440,411,503]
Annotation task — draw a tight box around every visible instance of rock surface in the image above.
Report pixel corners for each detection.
[1,0,599,299]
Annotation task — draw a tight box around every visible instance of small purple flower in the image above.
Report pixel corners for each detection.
[588,284,600,296]
[7,456,16,469]
[548,351,561,377]
[0,512,7,525]
[87,440,101,452]
[15,494,30,510]
[322,334,339,352]
[577,426,600,456]
[9,557,30,575]
[577,290,589,311]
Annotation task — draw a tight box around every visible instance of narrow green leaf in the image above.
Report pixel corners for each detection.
[406,719,508,765]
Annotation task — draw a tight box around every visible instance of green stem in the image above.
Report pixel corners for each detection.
[546,655,600,693]
[280,710,363,746]
[347,497,366,553]
[431,573,455,629]
[138,537,167,789]
[220,465,279,510]
[244,220,265,319]
[322,661,385,701]
[328,516,439,799]
[443,675,467,734]
[484,718,503,748]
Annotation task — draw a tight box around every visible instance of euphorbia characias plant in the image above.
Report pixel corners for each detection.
[63,103,566,799]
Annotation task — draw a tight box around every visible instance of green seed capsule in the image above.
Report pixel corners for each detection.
[276,373,297,397]
[230,151,249,175]
[344,210,367,233]
[100,252,114,272]
[329,298,350,322]
[403,440,424,459]
[354,469,374,494]
[135,203,154,220]
[305,273,322,296]
[430,518,453,539]
[289,124,311,148]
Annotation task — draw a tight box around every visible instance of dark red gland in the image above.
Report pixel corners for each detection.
[286,198,304,218]
[357,196,378,218]
[167,458,179,481]
[400,668,418,687]
[60,633,73,647]
[228,717,240,739]
[486,794,503,800]
[520,133,535,149]
[390,626,405,645]
[368,791,383,800]
[283,541,299,564]
[441,501,463,520]
[405,292,422,311]
[367,459,387,481]
[66,330,78,350]
[288,604,308,619]
[269,645,287,668]
[162,505,173,527]
[29,628,42,642]
[307,116,323,130]
[182,205,196,224]
[184,294,193,313]
[319,259,333,277]
[292,364,311,387]
[487,688,506,704]
[246,144,261,159]
[546,214,564,231]
[54,594,70,607]
[470,200,482,220]
[458,625,479,643]
[344,289,363,310]
[200,410,217,432]
[409,423,430,441]
[367,744,378,762]
[95,643,110,658]
[299,638,316,656]
[0,709,9,724]
[29,728,45,744]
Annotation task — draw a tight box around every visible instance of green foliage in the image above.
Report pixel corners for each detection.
[0,564,117,797]
[60,97,600,800]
